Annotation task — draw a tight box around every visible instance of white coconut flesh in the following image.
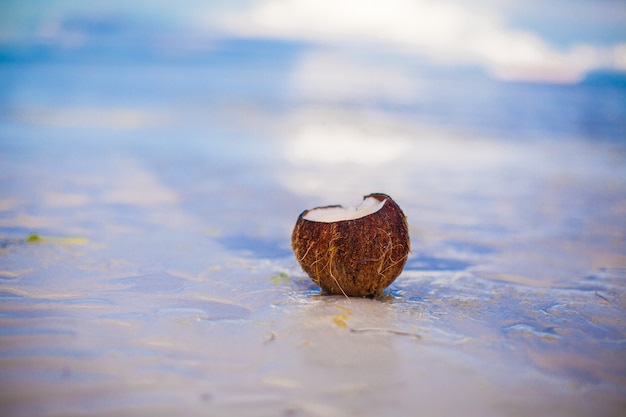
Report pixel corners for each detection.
[303,197,386,223]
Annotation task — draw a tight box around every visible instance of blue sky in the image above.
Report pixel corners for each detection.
[0,0,625,90]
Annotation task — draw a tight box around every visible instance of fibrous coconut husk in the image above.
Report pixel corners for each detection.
[291,193,410,297]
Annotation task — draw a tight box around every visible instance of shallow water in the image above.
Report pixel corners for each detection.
[1,56,626,417]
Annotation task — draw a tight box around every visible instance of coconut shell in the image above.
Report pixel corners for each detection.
[291,193,410,297]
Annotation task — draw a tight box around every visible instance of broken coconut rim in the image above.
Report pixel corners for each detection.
[302,196,386,223]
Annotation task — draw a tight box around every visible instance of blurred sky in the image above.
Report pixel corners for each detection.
[1,0,625,86]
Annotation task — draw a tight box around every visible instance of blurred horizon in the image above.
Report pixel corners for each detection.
[1,1,625,82]
[1,0,625,149]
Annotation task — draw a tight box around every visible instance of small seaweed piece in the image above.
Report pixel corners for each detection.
[269,272,290,285]
[25,234,88,245]
[26,234,41,243]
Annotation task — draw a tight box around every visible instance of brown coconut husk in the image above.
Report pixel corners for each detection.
[291,193,410,297]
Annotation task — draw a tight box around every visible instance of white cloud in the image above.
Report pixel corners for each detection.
[613,44,626,70]
[211,0,625,83]
[214,0,490,48]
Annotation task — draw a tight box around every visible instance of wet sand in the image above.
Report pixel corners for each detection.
[1,108,625,416]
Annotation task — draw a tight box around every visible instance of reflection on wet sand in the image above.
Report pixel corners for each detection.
[1,94,625,417]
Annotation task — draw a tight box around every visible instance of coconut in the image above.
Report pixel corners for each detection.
[291,193,410,297]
